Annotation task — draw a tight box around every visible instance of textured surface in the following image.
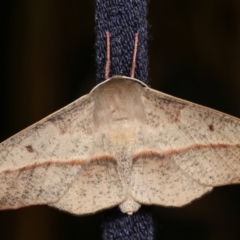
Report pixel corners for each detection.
[0,76,240,214]
[102,207,154,240]
[95,0,148,83]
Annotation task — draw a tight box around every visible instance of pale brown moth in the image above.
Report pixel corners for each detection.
[0,32,240,215]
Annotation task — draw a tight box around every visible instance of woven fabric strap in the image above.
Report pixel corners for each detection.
[102,207,154,240]
[95,0,154,239]
[95,0,149,84]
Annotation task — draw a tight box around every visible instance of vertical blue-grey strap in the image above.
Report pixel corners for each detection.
[95,0,154,239]
[102,207,154,240]
[95,0,149,84]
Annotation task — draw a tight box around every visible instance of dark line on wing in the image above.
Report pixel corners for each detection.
[1,155,117,174]
[133,143,240,162]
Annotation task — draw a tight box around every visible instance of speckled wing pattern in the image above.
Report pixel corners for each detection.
[131,86,240,207]
[0,76,240,215]
[0,93,125,215]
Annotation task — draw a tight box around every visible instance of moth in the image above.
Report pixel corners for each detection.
[0,75,240,215]
[0,32,240,215]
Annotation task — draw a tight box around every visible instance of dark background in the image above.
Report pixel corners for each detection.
[1,0,240,239]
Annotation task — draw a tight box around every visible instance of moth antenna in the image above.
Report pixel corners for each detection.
[105,31,111,79]
[130,33,139,78]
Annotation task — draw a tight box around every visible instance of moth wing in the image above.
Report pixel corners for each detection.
[131,87,240,206]
[0,94,124,214]
[50,157,125,215]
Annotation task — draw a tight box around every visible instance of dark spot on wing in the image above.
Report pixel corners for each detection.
[209,124,214,131]
[25,145,34,153]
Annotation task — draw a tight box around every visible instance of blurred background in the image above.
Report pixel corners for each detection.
[1,0,240,239]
